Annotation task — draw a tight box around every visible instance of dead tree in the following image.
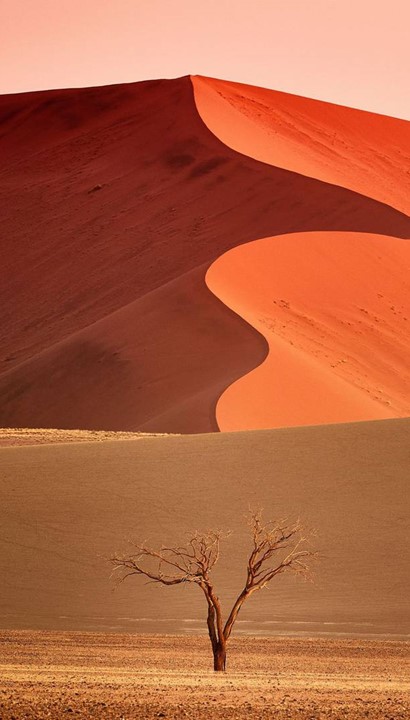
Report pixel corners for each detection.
[110,511,315,671]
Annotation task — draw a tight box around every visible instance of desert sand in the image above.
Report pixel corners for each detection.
[1,633,409,719]
[1,418,409,637]
[1,77,409,432]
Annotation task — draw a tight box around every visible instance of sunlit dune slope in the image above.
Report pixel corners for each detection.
[0,418,409,636]
[2,78,408,431]
[207,232,410,431]
[194,76,410,431]
[193,76,410,214]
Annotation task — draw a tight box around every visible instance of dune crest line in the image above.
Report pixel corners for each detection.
[192,75,410,215]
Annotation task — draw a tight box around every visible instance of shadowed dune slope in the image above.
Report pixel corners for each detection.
[0,266,267,433]
[207,232,410,431]
[1,77,409,432]
[0,418,409,636]
[192,76,410,214]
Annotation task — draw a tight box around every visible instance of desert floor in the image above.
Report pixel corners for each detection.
[0,632,409,719]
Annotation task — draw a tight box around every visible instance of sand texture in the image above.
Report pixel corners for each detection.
[1,76,409,432]
[0,428,172,447]
[1,632,409,719]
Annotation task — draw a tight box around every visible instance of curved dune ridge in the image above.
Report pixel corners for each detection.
[0,76,409,432]
[192,76,410,215]
[206,232,410,431]
[193,76,410,431]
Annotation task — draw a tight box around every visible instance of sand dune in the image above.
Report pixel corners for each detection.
[0,418,409,636]
[2,78,408,431]
[207,232,410,431]
[192,76,410,214]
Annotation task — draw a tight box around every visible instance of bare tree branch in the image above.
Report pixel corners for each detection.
[223,511,316,641]
[110,531,223,587]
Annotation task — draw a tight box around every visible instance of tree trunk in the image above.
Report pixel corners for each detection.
[213,642,227,672]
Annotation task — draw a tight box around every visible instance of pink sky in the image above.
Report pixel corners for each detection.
[1,0,409,119]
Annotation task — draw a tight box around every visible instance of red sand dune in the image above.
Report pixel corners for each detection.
[0,77,409,432]
[0,266,266,433]
[206,232,410,431]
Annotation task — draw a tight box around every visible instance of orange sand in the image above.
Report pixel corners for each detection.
[194,76,410,431]
[206,232,410,430]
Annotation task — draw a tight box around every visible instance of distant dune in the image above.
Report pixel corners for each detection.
[1,76,409,432]
[0,418,409,636]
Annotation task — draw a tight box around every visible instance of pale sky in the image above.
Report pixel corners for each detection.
[1,0,409,119]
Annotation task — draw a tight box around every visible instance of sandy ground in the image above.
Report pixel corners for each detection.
[0,632,409,719]
[0,428,171,447]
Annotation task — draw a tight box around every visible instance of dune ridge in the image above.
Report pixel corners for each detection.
[194,77,410,431]
[192,76,410,215]
[2,77,408,431]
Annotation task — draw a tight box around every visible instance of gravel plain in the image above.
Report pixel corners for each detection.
[1,632,409,719]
